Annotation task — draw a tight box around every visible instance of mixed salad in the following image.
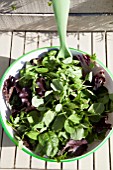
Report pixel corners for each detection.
[2,50,113,161]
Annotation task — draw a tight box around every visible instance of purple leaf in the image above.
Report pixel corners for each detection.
[19,87,31,106]
[93,116,112,134]
[61,139,88,157]
[3,76,16,102]
[92,70,105,90]
[35,77,46,97]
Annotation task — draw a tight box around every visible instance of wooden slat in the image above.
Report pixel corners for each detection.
[0,0,113,13]
[94,143,110,170]
[106,32,113,170]
[78,32,93,170]
[78,32,92,54]
[0,32,12,77]
[10,32,25,60]
[47,162,61,170]
[39,32,51,48]
[0,14,113,32]
[0,132,16,168]
[0,32,16,169]
[10,32,30,169]
[67,32,78,49]
[24,32,46,169]
[93,32,110,170]
[92,32,106,63]
[24,32,38,52]
[62,161,78,170]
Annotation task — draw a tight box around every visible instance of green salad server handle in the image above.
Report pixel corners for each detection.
[52,0,72,61]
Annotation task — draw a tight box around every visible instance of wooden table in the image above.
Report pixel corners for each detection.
[0,30,113,170]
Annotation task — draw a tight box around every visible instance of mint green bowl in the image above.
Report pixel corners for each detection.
[0,47,113,162]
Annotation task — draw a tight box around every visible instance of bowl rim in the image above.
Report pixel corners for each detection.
[0,46,113,162]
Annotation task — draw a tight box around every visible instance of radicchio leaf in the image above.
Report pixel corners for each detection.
[19,87,32,107]
[92,70,105,90]
[60,139,88,157]
[93,116,112,134]
[35,77,46,97]
[3,76,17,102]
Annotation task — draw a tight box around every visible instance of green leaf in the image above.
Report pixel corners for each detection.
[68,114,81,124]
[55,104,62,112]
[64,120,75,134]
[33,122,44,130]
[36,67,49,73]
[38,131,59,157]
[63,56,73,64]
[71,128,85,140]
[45,90,53,97]
[32,96,44,108]
[27,110,40,124]
[18,140,23,149]
[43,110,56,127]
[88,103,105,115]
[109,94,113,101]
[52,114,66,131]
[50,79,63,91]
[26,131,39,140]
[97,95,109,104]
[85,72,93,82]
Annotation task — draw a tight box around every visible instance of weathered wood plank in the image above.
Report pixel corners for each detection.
[94,142,110,170]
[92,32,106,63]
[0,132,16,168]
[106,32,113,170]
[24,32,38,52]
[78,32,93,170]
[30,32,48,169]
[0,32,12,77]
[47,162,61,170]
[39,32,51,48]
[93,32,110,170]
[0,14,113,31]
[0,32,15,169]
[10,32,25,60]
[78,32,92,54]
[0,0,113,13]
[62,161,77,170]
